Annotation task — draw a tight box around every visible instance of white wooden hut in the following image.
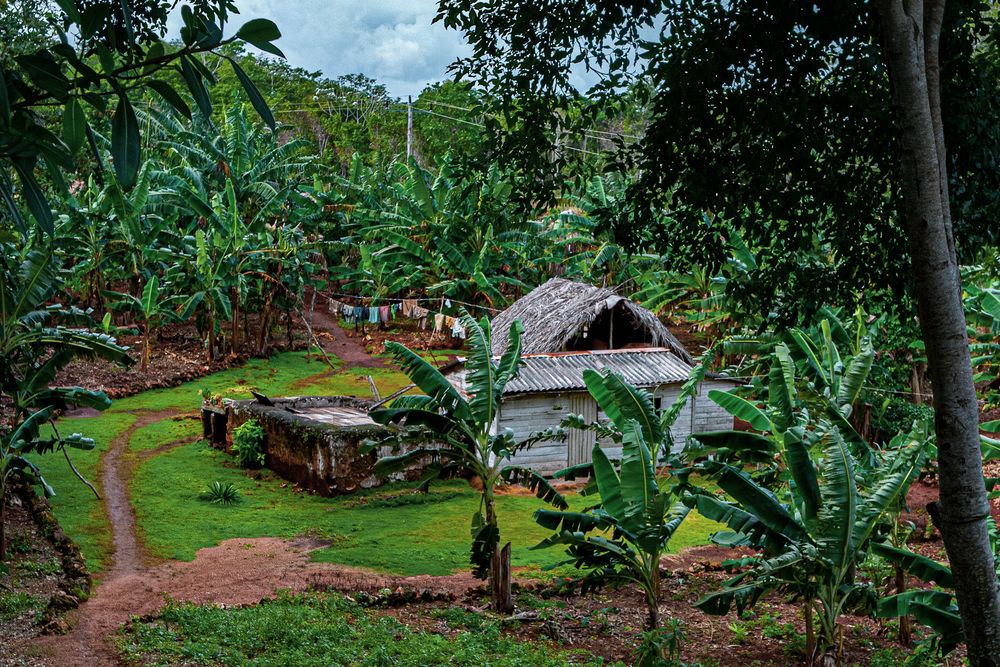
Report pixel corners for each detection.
[449,278,735,474]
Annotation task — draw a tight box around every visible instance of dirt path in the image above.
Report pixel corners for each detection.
[306,296,385,368]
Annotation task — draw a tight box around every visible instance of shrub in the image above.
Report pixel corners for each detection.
[232,419,266,469]
[199,481,241,505]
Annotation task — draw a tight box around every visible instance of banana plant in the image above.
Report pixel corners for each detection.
[688,421,930,664]
[689,340,876,476]
[556,343,721,488]
[0,251,132,559]
[105,275,183,371]
[874,520,1000,656]
[366,313,565,613]
[963,272,1000,408]
[532,425,690,641]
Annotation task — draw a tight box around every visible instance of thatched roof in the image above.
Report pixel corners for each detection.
[490,278,694,363]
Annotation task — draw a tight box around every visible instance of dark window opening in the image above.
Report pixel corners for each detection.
[565,303,654,351]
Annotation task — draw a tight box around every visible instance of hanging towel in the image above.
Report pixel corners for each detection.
[451,318,466,339]
[433,313,445,333]
[352,306,364,323]
[379,305,390,323]
[444,298,452,308]
[369,307,380,324]
[390,303,398,319]
[402,299,418,317]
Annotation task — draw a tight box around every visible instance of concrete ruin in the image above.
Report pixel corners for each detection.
[210,396,428,496]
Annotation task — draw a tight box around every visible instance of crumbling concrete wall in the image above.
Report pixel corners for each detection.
[222,396,428,496]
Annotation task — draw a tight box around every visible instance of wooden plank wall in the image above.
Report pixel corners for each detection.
[501,385,708,475]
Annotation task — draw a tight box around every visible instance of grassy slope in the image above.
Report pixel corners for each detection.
[40,349,720,577]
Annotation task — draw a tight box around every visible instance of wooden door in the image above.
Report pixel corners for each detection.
[567,393,597,467]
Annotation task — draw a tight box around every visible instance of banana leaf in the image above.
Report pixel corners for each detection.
[814,428,858,571]
[500,466,568,509]
[371,447,442,477]
[871,542,953,588]
[619,422,657,532]
[707,389,771,431]
[701,460,808,543]
[592,443,625,521]
[836,340,874,407]
[384,341,469,419]
[687,430,775,463]
[533,509,608,535]
[583,370,662,446]
[783,427,820,521]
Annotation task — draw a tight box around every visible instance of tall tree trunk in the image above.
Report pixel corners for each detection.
[877,1,1000,662]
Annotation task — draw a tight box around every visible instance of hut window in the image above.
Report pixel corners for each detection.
[654,396,662,415]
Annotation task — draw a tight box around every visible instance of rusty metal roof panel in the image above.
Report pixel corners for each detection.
[501,348,693,395]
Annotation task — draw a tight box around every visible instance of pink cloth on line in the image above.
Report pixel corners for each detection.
[379,305,390,323]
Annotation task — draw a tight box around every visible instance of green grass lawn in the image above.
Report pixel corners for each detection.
[130,439,722,576]
[118,591,616,667]
[38,348,721,578]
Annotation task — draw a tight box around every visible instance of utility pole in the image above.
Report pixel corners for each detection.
[406,95,413,161]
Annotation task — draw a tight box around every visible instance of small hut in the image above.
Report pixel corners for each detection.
[450,278,735,474]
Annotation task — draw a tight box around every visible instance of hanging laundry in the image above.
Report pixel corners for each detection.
[412,306,429,330]
[352,306,364,324]
[451,318,466,339]
[433,313,445,333]
[390,303,399,319]
[379,305,390,323]
[402,299,418,318]
[444,298,452,308]
[369,307,380,324]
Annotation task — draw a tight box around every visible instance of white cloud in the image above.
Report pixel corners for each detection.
[191,0,471,98]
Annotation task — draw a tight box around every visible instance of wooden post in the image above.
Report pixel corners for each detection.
[406,96,413,160]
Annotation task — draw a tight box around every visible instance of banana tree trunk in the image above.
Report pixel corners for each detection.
[490,542,513,614]
[895,564,912,645]
[647,554,661,631]
[0,485,6,562]
[207,313,216,364]
[141,335,150,372]
[231,289,240,355]
[877,0,1000,662]
[484,493,513,613]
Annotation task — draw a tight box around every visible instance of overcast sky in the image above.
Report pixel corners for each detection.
[207,1,472,99]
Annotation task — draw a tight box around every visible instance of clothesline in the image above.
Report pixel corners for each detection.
[323,294,471,340]
[314,289,503,314]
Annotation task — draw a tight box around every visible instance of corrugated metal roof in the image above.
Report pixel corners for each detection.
[501,348,693,395]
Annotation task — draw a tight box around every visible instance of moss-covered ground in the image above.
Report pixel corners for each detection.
[38,349,721,577]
